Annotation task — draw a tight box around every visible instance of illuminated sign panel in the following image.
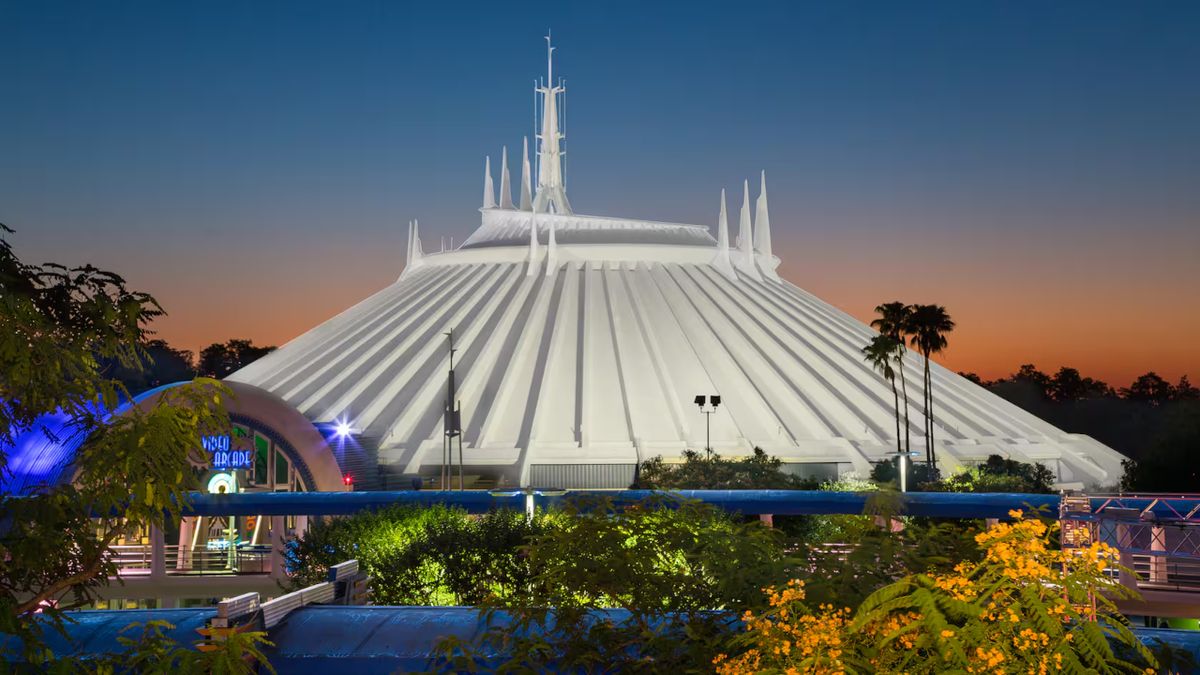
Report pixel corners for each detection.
[202,435,253,470]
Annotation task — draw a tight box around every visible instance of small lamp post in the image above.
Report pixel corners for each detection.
[490,486,569,523]
[894,449,920,493]
[693,395,721,455]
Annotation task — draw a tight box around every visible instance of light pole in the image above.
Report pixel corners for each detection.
[693,395,721,455]
[894,449,920,493]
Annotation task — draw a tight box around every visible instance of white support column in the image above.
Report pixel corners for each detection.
[1150,524,1167,584]
[270,515,287,580]
[150,524,166,579]
[1116,523,1137,591]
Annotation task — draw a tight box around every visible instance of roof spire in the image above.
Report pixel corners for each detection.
[531,34,572,215]
[482,156,496,209]
[499,147,514,209]
[735,180,761,280]
[401,219,425,280]
[754,170,772,257]
[520,136,533,210]
[405,219,412,268]
[710,189,736,280]
[754,170,780,280]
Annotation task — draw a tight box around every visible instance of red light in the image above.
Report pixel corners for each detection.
[343,474,353,486]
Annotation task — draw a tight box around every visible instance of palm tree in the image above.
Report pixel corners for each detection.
[907,304,955,470]
[862,334,904,459]
[870,302,913,458]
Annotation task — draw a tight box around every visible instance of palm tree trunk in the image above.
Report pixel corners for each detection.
[898,358,911,455]
[923,352,933,467]
[927,359,937,471]
[891,380,901,455]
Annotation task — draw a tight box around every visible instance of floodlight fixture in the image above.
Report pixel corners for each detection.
[694,394,721,454]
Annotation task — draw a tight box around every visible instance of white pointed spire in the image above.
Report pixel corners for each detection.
[483,156,496,209]
[734,180,761,280]
[520,136,533,211]
[710,190,736,280]
[532,34,572,214]
[754,170,780,281]
[405,220,412,268]
[499,147,514,209]
[401,219,425,280]
[754,171,772,257]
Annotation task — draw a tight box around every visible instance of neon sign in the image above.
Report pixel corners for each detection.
[202,435,253,470]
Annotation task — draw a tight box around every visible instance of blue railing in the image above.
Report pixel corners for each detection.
[180,489,1064,519]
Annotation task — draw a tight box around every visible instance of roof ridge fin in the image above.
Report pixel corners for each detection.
[710,189,737,281]
[483,156,496,209]
[735,180,761,280]
[499,147,514,209]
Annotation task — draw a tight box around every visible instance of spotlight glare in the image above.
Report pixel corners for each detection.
[334,420,352,438]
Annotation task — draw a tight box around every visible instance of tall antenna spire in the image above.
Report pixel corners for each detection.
[499,147,514,209]
[735,180,761,280]
[482,156,496,209]
[520,136,533,211]
[710,190,736,280]
[531,33,572,215]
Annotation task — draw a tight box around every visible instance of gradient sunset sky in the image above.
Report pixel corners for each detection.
[3,1,1197,386]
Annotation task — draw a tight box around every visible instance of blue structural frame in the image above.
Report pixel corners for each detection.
[178,488,1064,519]
[8,606,1199,674]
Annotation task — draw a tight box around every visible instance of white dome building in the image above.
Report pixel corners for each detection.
[229,41,1125,490]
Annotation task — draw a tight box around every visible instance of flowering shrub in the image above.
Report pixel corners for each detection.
[717,511,1156,674]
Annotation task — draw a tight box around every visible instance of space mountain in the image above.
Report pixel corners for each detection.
[229,40,1126,490]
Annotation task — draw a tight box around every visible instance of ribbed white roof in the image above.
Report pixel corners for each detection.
[229,43,1125,489]
[461,209,717,249]
[229,225,1125,489]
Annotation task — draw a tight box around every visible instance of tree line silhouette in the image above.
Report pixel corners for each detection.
[962,364,1198,492]
[103,338,276,392]
[860,300,1197,492]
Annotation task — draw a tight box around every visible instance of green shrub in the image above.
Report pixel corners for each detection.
[437,494,793,673]
[285,505,553,605]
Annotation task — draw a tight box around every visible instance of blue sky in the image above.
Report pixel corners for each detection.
[2,0,1198,381]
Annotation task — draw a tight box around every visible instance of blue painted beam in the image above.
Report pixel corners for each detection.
[181,490,524,516]
[7,607,1197,674]
[176,489,1062,519]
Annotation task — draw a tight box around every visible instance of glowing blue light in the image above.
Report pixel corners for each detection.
[334,420,352,438]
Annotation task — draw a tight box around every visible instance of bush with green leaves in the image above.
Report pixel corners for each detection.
[633,447,819,490]
[870,453,1055,493]
[285,505,555,605]
[436,494,793,673]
